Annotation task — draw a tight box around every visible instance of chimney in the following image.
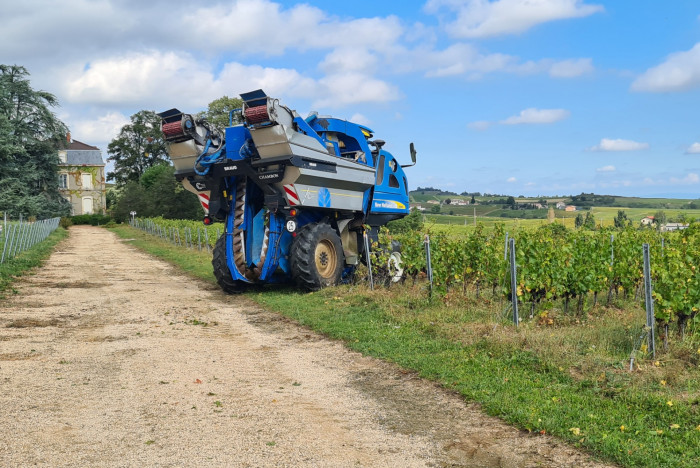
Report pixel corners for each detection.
[66,132,71,143]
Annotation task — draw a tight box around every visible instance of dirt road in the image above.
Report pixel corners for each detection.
[0,226,615,467]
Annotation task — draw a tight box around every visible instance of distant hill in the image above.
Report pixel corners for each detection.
[409,190,699,210]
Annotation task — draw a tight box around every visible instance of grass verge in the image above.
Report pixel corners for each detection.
[0,227,69,296]
[110,224,700,467]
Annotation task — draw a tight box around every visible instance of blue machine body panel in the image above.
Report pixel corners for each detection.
[162,89,414,288]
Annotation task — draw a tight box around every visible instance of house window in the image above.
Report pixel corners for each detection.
[81,173,93,189]
[58,174,68,189]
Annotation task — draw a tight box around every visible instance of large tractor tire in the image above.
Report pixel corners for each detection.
[290,222,345,291]
[212,235,248,294]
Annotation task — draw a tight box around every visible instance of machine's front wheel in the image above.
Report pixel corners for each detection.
[212,234,248,294]
[290,222,345,291]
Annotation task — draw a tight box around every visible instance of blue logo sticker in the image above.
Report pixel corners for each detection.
[318,188,331,208]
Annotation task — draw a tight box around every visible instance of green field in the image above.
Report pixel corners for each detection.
[414,192,700,232]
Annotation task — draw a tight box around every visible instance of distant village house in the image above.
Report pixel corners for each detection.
[661,223,689,232]
[640,216,655,226]
[58,138,107,215]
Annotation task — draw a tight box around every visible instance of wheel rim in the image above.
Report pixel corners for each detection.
[315,239,338,279]
[387,252,404,283]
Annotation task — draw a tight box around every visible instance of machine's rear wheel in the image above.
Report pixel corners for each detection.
[387,251,404,283]
[290,222,345,291]
[212,234,248,294]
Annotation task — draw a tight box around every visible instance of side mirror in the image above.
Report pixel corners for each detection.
[402,142,417,168]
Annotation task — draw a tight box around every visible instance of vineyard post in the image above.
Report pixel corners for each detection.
[363,231,373,290]
[504,232,509,261]
[424,234,433,297]
[197,228,202,251]
[643,243,656,359]
[176,228,182,246]
[509,238,519,326]
[3,212,6,240]
[661,237,664,258]
[610,234,614,266]
[12,221,22,257]
[204,228,210,252]
[11,222,23,257]
[0,223,10,264]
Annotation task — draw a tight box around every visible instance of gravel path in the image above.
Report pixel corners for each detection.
[0,226,617,467]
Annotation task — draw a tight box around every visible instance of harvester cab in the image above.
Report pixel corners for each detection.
[159,89,415,292]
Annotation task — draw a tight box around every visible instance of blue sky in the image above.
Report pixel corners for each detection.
[3,0,700,198]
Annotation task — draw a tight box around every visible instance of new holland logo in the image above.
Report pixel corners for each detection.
[374,200,406,210]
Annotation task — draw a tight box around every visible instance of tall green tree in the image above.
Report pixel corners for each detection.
[0,64,70,218]
[107,110,168,186]
[614,209,630,229]
[583,211,596,230]
[112,164,201,222]
[653,210,667,230]
[198,95,243,130]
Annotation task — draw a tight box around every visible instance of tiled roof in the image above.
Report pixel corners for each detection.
[64,150,104,166]
[60,139,105,166]
[68,140,100,150]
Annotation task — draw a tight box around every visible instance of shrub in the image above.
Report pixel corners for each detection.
[71,214,113,226]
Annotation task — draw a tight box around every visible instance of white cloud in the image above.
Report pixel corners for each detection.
[184,1,404,55]
[313,73,401,108]
[500,108,570,125]
[632,43,700,93]
[589,138,650,152]
[507,176,517,182]
[424,0,604,39]
[418,43,593,79]
[670,173,700,185]
[595,165,616,172]
[685,142,700,154]
[348,113,371,126]
[69,112,130,147]
[548,58,594,77]
[57,51,398,110]
[467,120,492,130]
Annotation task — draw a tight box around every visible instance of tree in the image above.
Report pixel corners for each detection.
[614,210,630,229]
[387,208,423,234]
[444,198,452,205]
[506,196,516,209]
[583,211,596,230]
[0,65,70,218]
[107,110,168,186]
[112,164,201,222]
[653,210,667,229]
[470,195,476,204]
[575,213,584,228]
[199,95,243,130]
[430,205,441,214]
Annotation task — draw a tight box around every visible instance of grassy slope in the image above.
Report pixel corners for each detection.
[110,224,700,468]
